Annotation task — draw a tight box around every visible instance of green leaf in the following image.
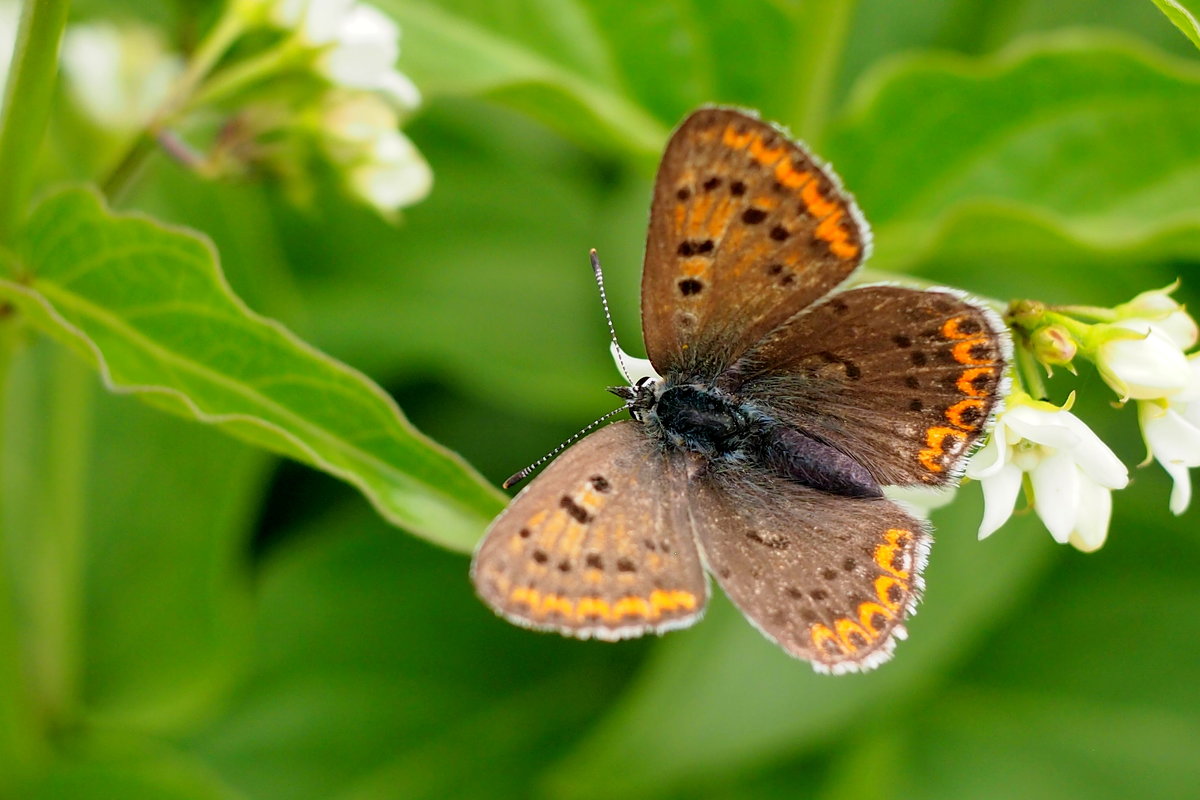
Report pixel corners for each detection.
[81,393,265,729]
[380,0,668,154]
[0,339,263,732]
[827,32,1200,276]
[1150,0,1200,50]
[0,187,503,551]
[379,0,850,154]
[22,745,242,800]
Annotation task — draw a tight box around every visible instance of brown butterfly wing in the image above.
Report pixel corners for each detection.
[642,107,869,378]
[721,285,1010,487]
[687,459,930,673]
[471,421,708,639]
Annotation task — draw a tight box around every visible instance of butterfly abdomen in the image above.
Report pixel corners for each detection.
[650,382,881,499]
[760,426,882,498]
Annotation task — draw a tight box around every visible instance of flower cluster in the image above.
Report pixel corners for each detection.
[62,0,430,216]
[972,283,1199,551]
[967,392,1128,552]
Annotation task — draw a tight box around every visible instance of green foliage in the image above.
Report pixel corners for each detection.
[1151,0,1200,50]
[1,1,1198,799]
[2,188,501,549]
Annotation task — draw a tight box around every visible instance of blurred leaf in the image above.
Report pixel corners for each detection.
[541,492,1056,799]
[1150,0,1200,50]
[828,33,1200,275]
[287,101,641,423]
[0,187,503,551]
[911,688,1200,800]
[379,0,667,154]
[907,478,1200,800]
[81,390,267,729]
[381,0,860,153]
[22,743,242,800]
[183,502,645,800]
[1,338,265,731]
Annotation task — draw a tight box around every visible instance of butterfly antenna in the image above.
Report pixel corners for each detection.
[502,404,629,489]
[590,248,634,384]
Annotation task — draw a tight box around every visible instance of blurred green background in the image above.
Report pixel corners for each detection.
[4,0,1200,797]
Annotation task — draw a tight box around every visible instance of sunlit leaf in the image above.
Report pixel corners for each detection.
[1150,0,1200,50]
[828,33,1200,276]
[0,188,503,551]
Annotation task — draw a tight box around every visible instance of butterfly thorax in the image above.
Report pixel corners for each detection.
[642,381,883,499]
[651,383,755,456]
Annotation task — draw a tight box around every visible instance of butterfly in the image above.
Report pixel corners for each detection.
[471,107,1009,673]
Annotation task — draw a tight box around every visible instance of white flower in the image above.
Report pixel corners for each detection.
[1138,354,1200,515]
[236,0,420,109]
[272,0,355,45]
[321,91,395,148]
[318,92,431,214]
[60,22,182,131]
[1095,319,1191,401]
[966,394,1129,552]
[1116,283,1199,351]
[318,4,420,109]
[346,130,432,213]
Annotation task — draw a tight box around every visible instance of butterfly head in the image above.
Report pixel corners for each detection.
[607,375,661,422]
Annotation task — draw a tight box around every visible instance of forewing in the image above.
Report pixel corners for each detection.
[472,421,707,640]
[723,285,1010,487]
[688,461,930,674]
[642,107,869,378]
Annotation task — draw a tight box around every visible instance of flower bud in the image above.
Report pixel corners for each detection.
[1030,324,1077,368]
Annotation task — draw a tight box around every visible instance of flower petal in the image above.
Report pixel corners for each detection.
[965,425,1007,479]
[1067,473,1112,552]
[1165,459,1193,515]
[1068,424,1130,489]
[977,462,1023,539]
[1003,404,1082,451]
[1141,402,1200,468]
[610,342,660,385]
[1031,451,1080,543]
[377,69,421,110]
[1099,321,1190,400]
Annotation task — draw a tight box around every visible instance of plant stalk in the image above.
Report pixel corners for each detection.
[788,0,857,148]
[0,0,72,243]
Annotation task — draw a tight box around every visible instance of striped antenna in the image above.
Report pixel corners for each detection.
[591,249,634,384]
[502,405,629,489]
[502,249,635,490]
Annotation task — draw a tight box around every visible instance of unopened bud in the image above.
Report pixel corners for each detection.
[1030,324,1077,367]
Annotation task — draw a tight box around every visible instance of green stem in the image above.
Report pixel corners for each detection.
[100,4,247,202]
[1014,338,1048,400]
[186,39,301,112]
[0,317,43,794]
[0,0,72,244]
[1052,304,1119,322]
[1040,310,1094,342]
[29,347,92,735]
[788,0,857,147]
[99,131,157,203]
[161,4,247,120]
